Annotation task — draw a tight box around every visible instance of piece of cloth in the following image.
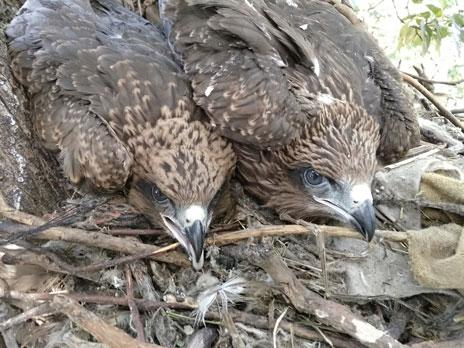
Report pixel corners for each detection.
[408,224,464,289]
[420,172,464,225]
[374,149,464,229]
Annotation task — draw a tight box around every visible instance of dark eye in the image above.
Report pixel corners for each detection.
[151,185,168,203]
[303,168,324,186]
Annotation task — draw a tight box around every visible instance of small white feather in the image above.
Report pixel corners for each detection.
[204,85,214,97]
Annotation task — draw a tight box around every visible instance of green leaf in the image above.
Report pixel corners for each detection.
[437,25,451,39]
[419,24,433,54]
[397,24,419,49]
[411,0,422,3]
[426,4,443,18]
[453,14,464,28]
[439,0,454,9]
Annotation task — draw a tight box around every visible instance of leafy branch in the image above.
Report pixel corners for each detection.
[397,0,463,54]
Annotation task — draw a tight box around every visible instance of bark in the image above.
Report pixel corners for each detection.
[0,0,67,216]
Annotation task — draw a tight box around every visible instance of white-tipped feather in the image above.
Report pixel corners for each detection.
[193,277,247,326]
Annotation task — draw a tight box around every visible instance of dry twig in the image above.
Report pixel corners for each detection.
[402,73,464,131]
[0,303,54,331]
[402,72,464,86]
[125,265,146,342]
[49,296,166,348]
[259,254,405,348]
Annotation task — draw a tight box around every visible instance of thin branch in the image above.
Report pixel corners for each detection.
[125,266,146,342]
[273,307,288,348]
[0,193,189,267]
[391,0,405,23]
[259,254,406,348]
[49,296,165,348]
[451,108,464,115]
[0,303,55,330]
[0,287,195,312]
[402,73,464,132]
[402,72,464,86]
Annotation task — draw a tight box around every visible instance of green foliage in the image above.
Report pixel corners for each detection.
[397,0,463,54]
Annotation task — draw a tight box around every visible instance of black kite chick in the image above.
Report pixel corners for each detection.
[6,0,236,269]
[160,0,420,240]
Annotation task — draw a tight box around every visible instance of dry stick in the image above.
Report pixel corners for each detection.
[22,223,408,274]
[402,72,464,86]
[108,229,164,237]
[49,296,166,348]
[410,338,464,348]
[323,0,363,27]
[209,224,408,245]
[0,286,195,312]
[206,310,361,348]
[451,108,464,115]
[0,285,372,348]
[258,254,405,348]
[0,194,189,267]
[0,303,54,331]
[73,243,180,273]
[402,73,464,131]
[0,193,408,275]
[125,265,146,342]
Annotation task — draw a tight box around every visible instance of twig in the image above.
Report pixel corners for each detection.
[206,309,361,348]
[451,108,464,115]
[402,72,464,86]
[272,307,288,348]
[391,0,405,23]
[402,73,464,131]
[108,229,164,237]
[323,0,364,27]
[0,192,409,276]
[0,286,195,311]
[0,303,55,330]
[49,296,166,348]
[376,198,464,217]
[410,338,464,348]
[125,266,146,342]
[0,282,361,348]
[258,254,406,348]
[73,243,180,273]
[0,193,189,267]
[208,224,408,245]
[384,146,443,171]
[223,312,246,348]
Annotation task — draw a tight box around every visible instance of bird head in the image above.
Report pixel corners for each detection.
[127,118,235,269]
[238,101,380,241]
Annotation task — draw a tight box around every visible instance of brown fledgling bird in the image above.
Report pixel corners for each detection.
[6,0,236,269]
[160,0,420,240]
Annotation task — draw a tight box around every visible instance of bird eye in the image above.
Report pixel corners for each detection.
[303,168,324,186]
[151,185,168,203]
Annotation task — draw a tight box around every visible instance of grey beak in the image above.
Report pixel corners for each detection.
[349,200,376,242]
[186,220,205,264]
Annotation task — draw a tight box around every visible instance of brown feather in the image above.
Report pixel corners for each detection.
[6,0,236,242]
[161,0,417,226]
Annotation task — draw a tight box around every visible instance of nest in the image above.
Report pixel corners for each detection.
[0,1,463,347]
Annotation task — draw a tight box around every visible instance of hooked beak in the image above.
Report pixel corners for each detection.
[161,205,208,270]
[316,183,376,241]
[186,220,206,268]
[347,199,376,241]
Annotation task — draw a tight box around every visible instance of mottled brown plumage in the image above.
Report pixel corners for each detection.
[6,0,235,268]
[161,0,419,239]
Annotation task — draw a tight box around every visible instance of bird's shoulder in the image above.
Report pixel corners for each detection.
[165,0,324,148]
[7,0,196,141]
